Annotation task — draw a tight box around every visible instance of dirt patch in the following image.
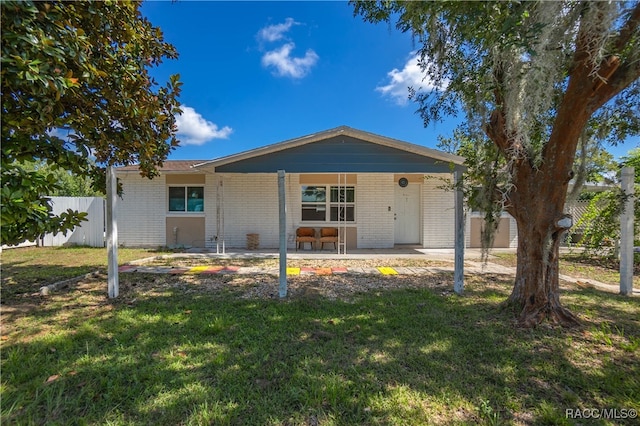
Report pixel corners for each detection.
[140,257,455,270]
[117,272,453,303]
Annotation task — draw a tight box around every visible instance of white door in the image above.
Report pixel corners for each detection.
[394,184,420,244]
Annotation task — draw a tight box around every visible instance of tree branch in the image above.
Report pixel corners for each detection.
[485,109,510,154]
[612,1,640,53]
[542,1,638,177]
[590,58,640,114]
[589,2,640,112]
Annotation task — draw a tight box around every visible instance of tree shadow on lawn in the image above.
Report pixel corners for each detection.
[2,273,639,425]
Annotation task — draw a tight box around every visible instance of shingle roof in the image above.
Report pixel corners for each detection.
[117,160,201,172]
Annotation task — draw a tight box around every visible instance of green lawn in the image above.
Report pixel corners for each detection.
[1,247,639,425]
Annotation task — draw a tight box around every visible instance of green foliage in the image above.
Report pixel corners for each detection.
[353,2,639,129]
[1,0,182,246]
[621,147,640,184]
[580,147,617,184]
[443,124,625,256]
[438,126,507,254]
[568,136,618,199]
[575,189,638,253]
[19,160,103,197]
[576,151,640,254]
[476,399,502,425]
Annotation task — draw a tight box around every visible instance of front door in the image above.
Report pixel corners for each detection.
[394,184,420,244]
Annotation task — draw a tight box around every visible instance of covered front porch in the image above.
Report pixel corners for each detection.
[194,126,467,252]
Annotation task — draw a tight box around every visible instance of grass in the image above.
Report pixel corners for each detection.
[1,247,639,425]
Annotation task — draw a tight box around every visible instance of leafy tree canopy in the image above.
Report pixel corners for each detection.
[21,160,104,197]
[1,0,181,246]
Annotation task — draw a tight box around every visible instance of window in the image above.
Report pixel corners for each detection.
[169,186,204,212]
[330,186,355,221]
[301,185,355,222]
[301,186,326,221]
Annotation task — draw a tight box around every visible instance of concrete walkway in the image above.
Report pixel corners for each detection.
[118,248,637,295]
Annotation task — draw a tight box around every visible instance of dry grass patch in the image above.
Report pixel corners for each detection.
[0,246,174,299]
[490,251,639,286]
[140,256,456,270]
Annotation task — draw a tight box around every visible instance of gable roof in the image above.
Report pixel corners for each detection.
[194,126,465,173]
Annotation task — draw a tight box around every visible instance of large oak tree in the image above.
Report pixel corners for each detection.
[1,1,181,245]
[353,1,640,326]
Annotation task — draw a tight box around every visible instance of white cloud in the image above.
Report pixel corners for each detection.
[261,42,319,79]
[376,53,442,106]
[258,17,298,43]
[175,105,232,146]
[257,18,319,79]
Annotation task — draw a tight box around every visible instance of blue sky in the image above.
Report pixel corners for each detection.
[140,1,637,161]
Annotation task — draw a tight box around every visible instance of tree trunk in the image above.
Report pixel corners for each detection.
[500,140,582,328]
[505,213,580,328]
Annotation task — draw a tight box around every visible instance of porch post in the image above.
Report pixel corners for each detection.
[278,170,287,298]
[620,166,634,296]
[454,170,464,295]
[106,165,119,298]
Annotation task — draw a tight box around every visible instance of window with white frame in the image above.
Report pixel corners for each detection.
[301,185,355,222]
[168,186,204,212]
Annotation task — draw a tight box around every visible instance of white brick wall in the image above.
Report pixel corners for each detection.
[117,173,166,247]
[208,173,345,250]
[422,174,456,248]
[212,174,281,248]
[357,174,395,248]
[214,173,401,250]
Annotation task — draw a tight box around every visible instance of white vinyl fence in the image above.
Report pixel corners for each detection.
[41,197,105,247]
